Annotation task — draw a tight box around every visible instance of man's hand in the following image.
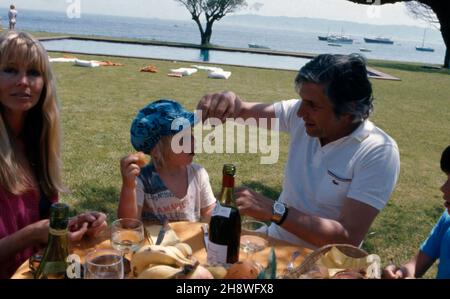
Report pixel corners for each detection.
[234,186,273,221]
[68,212,107,242]
[197,91,242,123]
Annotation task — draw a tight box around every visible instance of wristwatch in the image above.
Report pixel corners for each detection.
[271,201,288,225]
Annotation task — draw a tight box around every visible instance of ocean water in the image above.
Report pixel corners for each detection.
[6,9,447,65]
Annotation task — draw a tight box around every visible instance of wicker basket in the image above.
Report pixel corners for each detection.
[282,244,368,279]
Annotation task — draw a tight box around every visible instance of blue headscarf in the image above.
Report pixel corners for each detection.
[130,99,196,153]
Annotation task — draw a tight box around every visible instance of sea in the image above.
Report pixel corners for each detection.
[2,9,447,66]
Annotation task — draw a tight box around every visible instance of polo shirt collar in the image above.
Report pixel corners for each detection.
[350,119,374,143]
[319,119,374,149]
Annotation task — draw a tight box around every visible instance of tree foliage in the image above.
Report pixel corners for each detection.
[405,1,438,29]
[346,0,449,67]
[175,0,247,46]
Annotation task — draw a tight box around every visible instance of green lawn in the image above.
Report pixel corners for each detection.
[44,41,450,278]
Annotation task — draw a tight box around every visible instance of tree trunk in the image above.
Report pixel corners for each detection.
[192,17,206,46]
[201,21,214,46]
[434,7,450,68]
[445,48,449,69]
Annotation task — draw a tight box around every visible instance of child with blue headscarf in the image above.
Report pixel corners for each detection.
[383,145,450,279]
[118,99,216,223]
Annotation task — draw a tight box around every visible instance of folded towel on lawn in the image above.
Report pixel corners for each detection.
[167,72,183,78]
[170,68,198,76]
[140,65,158,73]
[98,61,124,66]
[74,59,100,68]
[191,65,223,72]
[49,57,77,63]
[208,70,232,79]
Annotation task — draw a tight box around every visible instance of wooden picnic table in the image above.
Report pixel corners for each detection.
[12,221,311,279]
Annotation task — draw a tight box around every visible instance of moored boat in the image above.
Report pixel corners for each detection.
[327,35,353,44]
[248,44,270,49]
[415,29,434,52]
[416,46,434,52]
[364,37,394,44]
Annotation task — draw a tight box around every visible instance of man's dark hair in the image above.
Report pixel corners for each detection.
[441,145,450,173]
[295,53,373,122]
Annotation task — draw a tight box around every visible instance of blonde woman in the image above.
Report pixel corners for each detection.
[0,31,106,279]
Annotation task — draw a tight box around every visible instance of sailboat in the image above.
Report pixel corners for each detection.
[318,27,331,41]
[319,28,353,44]
[416,29,434,52]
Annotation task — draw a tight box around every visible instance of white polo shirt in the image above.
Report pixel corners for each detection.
[268,99,400,248]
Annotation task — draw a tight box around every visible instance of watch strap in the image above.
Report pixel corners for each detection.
[277,205,289,225]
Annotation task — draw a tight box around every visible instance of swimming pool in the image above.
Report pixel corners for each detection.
[41,38,311,71]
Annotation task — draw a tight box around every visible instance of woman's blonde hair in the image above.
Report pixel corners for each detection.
[150,135,173,170]
[0,31,65,196]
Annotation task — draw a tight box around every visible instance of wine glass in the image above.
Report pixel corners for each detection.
[240,220,269,263]
[111,218,145,255]
[84,249,124,279]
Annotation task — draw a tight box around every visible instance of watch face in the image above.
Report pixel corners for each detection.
[274,202,285,214]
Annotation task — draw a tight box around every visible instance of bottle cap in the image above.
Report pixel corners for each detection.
[222,164,236,176]
[49,203,69,230]
[50,203,69,219]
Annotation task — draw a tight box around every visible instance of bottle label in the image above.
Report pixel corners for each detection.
[44,261,67,274]
[211,204,231,218]
[207,241,228,265]
[49,227,68,236]
[222,175,235,188]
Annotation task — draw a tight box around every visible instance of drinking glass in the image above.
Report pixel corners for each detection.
[84,249,124,279]
[111,218,145,255]
[240,219,269,261]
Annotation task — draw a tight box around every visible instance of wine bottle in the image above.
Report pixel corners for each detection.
[207,164,241,264]
[34,202,70,279]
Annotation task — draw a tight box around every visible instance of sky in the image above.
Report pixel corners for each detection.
[1,0,431,27]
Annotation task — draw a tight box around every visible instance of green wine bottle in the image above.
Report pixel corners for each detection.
[208,164,241,264]
[34,203,70,279]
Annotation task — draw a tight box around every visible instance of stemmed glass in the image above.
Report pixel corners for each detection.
[111,218,145,255]
[84,249,124,279]
[240,220,269,264]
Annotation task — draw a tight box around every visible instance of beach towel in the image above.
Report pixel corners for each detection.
[208,70,232,79]
[49,57,77,63]
[191,65,223,72]
[167,73,183,78]
[140,65,158,73]
[97,61,124,66]
[74,59,100,68]
[170,68,198,76]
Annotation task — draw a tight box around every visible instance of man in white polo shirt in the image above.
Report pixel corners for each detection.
[197,54,400,249]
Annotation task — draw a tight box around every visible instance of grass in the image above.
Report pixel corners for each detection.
[42,37,450,278]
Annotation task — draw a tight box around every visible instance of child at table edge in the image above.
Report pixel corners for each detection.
[118,99,216,223]
[383,145,450,279]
